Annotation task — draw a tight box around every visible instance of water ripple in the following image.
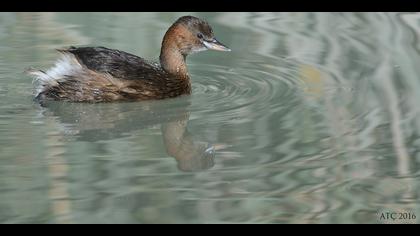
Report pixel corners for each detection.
[2,12,420,223]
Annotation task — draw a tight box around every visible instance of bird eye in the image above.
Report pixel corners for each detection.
[197,33,204,39]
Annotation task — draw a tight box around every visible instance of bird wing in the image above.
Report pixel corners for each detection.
[58,46,165,80]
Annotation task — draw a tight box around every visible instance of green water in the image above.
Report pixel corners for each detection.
[1,12,420,223]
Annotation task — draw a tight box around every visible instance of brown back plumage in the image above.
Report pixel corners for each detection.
[33,48,191,103]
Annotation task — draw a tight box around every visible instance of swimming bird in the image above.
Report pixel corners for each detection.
[27,15,230,103]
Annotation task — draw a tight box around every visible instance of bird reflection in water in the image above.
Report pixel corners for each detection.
[37,96,216,172]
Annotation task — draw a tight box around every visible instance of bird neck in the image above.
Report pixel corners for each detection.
[160,47,188,77]
[159,27,189,78]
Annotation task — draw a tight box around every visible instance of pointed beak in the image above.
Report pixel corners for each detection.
[203,38,231,52]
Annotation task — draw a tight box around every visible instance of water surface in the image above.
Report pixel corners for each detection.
[1,12,420,223]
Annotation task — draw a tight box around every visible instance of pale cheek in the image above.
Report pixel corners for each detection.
[190,45,208,54]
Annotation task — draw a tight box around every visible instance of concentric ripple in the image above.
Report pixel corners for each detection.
[189,55,304,124]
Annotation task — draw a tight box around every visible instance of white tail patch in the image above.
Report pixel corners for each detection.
[27,53,84,95]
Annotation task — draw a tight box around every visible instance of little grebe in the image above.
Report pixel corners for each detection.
[27,16,230,103]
